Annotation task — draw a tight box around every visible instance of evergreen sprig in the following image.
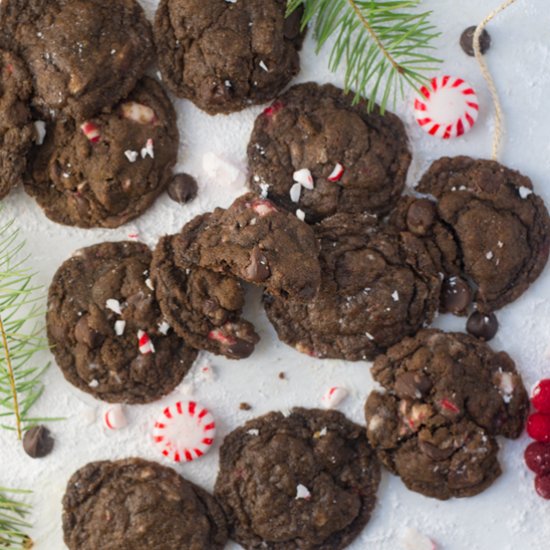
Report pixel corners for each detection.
[0,218,50,440]
[287,0,441,112]
[0,488,33,549]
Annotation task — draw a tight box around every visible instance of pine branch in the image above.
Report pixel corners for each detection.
[287,0,442,112]
[0,218,50,440]
[0,488,33,549]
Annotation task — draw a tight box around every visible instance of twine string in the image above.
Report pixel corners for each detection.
[473,0,518,160]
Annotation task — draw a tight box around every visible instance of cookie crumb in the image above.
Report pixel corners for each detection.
[239,402,252,411]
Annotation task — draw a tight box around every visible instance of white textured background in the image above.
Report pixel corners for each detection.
[1,0,550,548]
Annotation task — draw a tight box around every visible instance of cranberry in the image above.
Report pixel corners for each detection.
[532,379,550,413]
[526,413,550,442]
[524,442,550,475]
[534,474,550,499]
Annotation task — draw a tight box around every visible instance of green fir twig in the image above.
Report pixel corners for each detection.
[0,218,50,440]
[287,0,442,112]
[0,488,33,549]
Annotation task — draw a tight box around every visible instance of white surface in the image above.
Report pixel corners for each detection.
[2,1,550,548]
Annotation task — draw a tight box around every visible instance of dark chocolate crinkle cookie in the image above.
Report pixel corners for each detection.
[63,458,228,550]
[182,193,321,302]
[264,214,442,361]
[365,329,529,500]
[248,82,411,222]
[47,241,197,404]
[151,213,260,360]
[0,49,35,199]
[215,408,380,550]
[0,0,154,119]
[154,0,305,115]
[416,156,550,312]
[26,77,179,228]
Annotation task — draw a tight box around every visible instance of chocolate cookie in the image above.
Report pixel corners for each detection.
[0,0,154,119]
[0,49,35,199]
[248,83,411,222]
[151,214,260,360]
[365,329,529,500]
[416,157,550,312]
[63,458,228,550]
[26,78,179,228]
[215,408,380,550]
[154,0,305,115]
[182,193,321,302]
[47,241,197,404]
[264,214,441,361]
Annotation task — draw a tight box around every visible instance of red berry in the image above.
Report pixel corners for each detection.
[535,474,550,499]
[532,379,550,413]
[527,413,550,442]
[524,442,550,475]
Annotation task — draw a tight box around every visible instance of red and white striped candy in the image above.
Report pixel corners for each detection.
[104,404,127,430]
[153,400,216,463]
[322,386,349,409]
[80,121,101,143]
[328,163,345,182]
[138,330,155,354]
[414,76,478,139]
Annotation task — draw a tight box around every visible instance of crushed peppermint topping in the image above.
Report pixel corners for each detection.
[259,183,270,198]
[138,330,155,354]
[141,138,155,159]
[497,240,504,248]
[518,186,533,199]
[247,428,260,436]
[89,379,99,388]
[322,386,348,409]
[125,150,139,163]
[158,321,170,335]
[296,209,306,221]
[289,182,302,203]
[145,278,154,291]
[486,251,494,260]
[365,332,375,341]
[293,168,314,190]
[392,290,399,301]
[295,484,311,500]
[34,121,46,145]
[114,320,126,336]
[498,370,515,403]
[328,163,345,182]
[259,60,269,72]
[105,299,122,315]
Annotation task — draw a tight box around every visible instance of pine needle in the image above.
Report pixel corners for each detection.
[0,216,51,440]
[0,488,33,549]
[287,0,442,112]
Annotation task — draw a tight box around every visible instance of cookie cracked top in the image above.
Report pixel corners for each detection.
[214,408,380,550]
[365,329,529,500]
[154,0,305,114]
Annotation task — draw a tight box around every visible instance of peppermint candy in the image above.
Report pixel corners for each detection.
[322,386,349,409]
[104,405,127,430]
[152,400,216,463]
[414,76,479,139]
[138,330,155,354]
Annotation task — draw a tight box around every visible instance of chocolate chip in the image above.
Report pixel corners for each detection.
[406,199,436,236]
[278,372,286,380]
[23,425,54,459]
[460,26,491,57]
[74,316,104,348]
[239,402,252,411]
[441,276,473,315]
[394,371,432,400]
[167,173,198,204]
[244,247,270,282]
[467,311,499,341]
[226,338,255,359]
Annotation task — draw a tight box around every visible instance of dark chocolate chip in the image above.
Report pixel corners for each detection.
[394,371,433,400]
[466,311,499,341]
[441,276,473,315]
[167,173,198,204]
[244,247,270,282]
[460,26,491,57]
[418,438,454,461]
[23,425,54,459]
[406,199,436,236]
[74,316,104,348]
[226,338,255,359]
